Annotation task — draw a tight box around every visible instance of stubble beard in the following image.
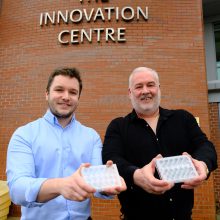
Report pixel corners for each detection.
[52,110,73,119]
[49,103,76,119]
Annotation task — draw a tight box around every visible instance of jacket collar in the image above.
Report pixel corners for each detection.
[130,107,174,121]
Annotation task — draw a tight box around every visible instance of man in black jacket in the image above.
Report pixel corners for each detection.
[102,67,217,220]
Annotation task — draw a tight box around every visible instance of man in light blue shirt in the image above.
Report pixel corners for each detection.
[6,67,126,220]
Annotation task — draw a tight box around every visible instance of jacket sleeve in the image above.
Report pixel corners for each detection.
[102,118,138,188]
[184,110,218,174]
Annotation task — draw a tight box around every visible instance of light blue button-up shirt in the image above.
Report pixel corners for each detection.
[6,110,105,220]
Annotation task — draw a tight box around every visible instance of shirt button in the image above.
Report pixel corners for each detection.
[170,198,173,202]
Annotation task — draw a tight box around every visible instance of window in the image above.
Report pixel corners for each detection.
[214,23,220,80]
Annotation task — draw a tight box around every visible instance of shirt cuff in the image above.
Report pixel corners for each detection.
[94,191,114,199]
[25,178,48,204]
[126,165,139,187]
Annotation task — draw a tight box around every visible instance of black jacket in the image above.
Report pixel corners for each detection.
[102,107,217,220]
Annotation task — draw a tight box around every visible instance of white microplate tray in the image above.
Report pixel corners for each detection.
[155,155,199,183]
[81,164,121,191]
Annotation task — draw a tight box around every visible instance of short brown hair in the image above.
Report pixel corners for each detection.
[46,67,83,96]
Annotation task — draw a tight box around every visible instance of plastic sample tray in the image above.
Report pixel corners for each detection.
[155,155,199,183]
[81,164,121,191]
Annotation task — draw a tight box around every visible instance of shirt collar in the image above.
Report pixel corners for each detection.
[43,109,75,127]
[130,107,174,121]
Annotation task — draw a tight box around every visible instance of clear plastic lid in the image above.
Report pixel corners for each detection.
[155,155,198,183]
[81,164,121,191]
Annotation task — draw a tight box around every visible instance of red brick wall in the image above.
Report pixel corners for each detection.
[209,103,220,214]
[0,0,218,219]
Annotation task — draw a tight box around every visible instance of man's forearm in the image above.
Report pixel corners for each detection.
[37,178,62,202]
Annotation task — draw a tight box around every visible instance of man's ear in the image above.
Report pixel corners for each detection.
[128,88,131,98]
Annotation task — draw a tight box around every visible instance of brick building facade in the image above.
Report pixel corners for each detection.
[209,103,220,214]
[0,0,219,219]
